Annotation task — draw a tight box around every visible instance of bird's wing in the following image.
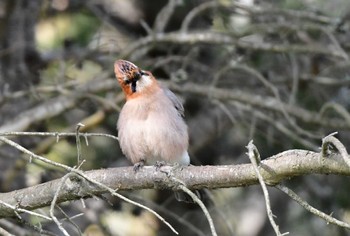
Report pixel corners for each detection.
[162,86,185,118]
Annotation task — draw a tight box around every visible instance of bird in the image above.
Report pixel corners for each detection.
[114,59,190,171]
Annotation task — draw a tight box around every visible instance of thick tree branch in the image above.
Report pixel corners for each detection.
[0,149,349,218]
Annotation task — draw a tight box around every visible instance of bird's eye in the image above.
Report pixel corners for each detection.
[133,71,142,81]
[140,71,149,76]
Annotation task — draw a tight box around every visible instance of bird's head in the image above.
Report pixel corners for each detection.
[114,60,158,100]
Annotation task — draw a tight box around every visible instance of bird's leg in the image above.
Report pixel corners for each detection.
[133,159,145,172]
[159,162,183,177]
[154,161,166,171]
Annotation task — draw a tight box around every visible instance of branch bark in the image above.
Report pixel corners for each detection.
[0,149,348,218]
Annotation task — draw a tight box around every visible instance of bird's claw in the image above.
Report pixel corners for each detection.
[133,160,145,172]
[172,162,183,171]
[154,161,165,171]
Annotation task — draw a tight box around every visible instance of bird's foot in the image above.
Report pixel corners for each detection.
[154,161,166,171]
[133,160,145,172]
[172,162,184,171]
[159,162,184,177]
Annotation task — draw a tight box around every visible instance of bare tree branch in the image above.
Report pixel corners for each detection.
[168,82,350,130]
[0,78,116,132]
[0,148,349,218]
[120,31,347,60]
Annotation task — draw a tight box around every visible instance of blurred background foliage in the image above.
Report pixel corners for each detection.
[1,0,350,235]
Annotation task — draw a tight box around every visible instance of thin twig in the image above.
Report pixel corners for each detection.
[276,184,350,230]
[0,136,74,171]
[323,30,349,61]
[288,53,299,106]
[322,132,350,168]
[213,63,320,139]
[231,102,318,150]
[78,173,179,235]
[0,131,119,141]
[153,0,181,33]
[50,173,72,236]
[181,1,219,32]
[75,123,85,166]
[178,185,218,236]
[319,102,350,125]
[57,206,83,236]
[0,200,51,221]
[15,217,57,236]
[129,193,206,236]
[246,141,286,236]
